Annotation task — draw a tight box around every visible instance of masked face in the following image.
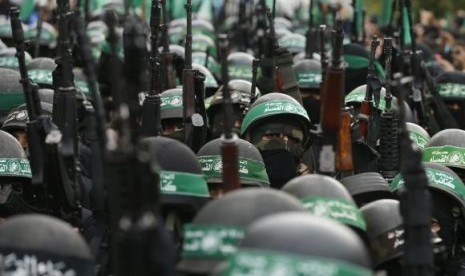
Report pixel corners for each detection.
[259,149,298,189]
[162,118,184,142]
[446,102,465,130]
[210,106,243,139]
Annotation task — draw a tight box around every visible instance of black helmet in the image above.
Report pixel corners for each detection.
[345,84,415,123]
[241,93,311,157]
[422,129,465,170]
[197,138,270,188]
[361,199,404,268]
[435,71,465,128]
[160,88,183,120]
[208,80,260,112]
[343,43,385,94]
[293,59,322,90]
[0,68,24,122]
[0,130,30,180]
[2,102,53,133]
[176,188,306,275]
[436,71,465,102]
[160,88,184,142]
[227,52,255,82]
[139,136,210,213]
[38,88,54,105]
[340,173,395,207]
[192,18,215,41]
[0,214,94,275]
[207,80,261,138]
[192,34,217,58]
[278,33,306,55]
[391,162,465,220]
[0,47,32,70]
[282,174,367,233]
[192,63,219,97]
[26,57,55,90]
[406,122,430,150]
[27,57,56,71]
[192,51,220,81]
[0,130,41,217]
[223,213,372,275]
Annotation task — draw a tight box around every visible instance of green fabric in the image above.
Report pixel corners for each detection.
[182,224,244,259]
[295,71,322,88]
[159,170,209,197]
[198,155,270,185]
[301,196,366,231]
[0,24,12,38]
[229,65,253,81]
[19,0,35,21]
[241,100,309,134]
[24,25,57,45]
[343,55,385,79]
[28,69,90,95]
[0,158,31,178]
[437,83,465,100]
[380,0,393,27]
[0,56,20,69]
[345,86,398,111]
[390,167,465,204]
[402,5,412,46]
[423,146,465,169]
[225,249,372,276]
[0,93,25,112]
[278,36,306,53]
[192,54,220,77]
[408,130,429,150]
[161,94,183,110]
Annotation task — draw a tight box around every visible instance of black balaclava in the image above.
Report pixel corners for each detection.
[259,149,298,189]
[431,191,465,275]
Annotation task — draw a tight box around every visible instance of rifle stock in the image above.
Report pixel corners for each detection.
[359,36,380,142]
[219,34,240,193]
[336,107,354,177]
[319,25,344,174]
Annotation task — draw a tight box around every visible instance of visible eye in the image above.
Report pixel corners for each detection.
[262,133,281,140]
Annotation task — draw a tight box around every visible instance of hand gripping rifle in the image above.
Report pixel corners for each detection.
[396,73,434,276]
[160,0,177,90]
[10,8,82,227]
[359,36,381,144]
[265,7,302,104]
[141,0,162,137]
[107,14,174,276]
[378,38,400,180]
[219,34,240,193]
[318,24,344,175]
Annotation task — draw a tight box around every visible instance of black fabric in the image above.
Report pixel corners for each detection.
[260,149,297,189]
[345,67,368,95]
[431,192,459,256]
[302,96,320,126]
